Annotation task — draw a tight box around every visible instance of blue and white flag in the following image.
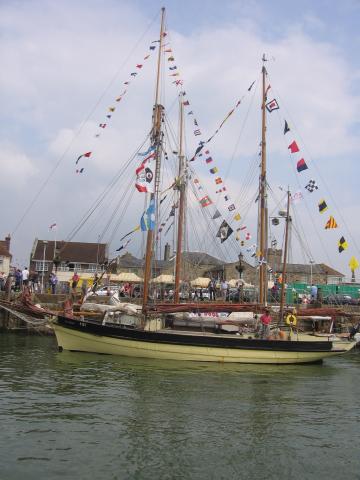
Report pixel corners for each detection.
[138,145,155,157]
[140,198,156,231]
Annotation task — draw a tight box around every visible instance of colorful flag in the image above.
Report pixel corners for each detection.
[284,120,290,134]
[138,145,155,157]
[325,216,338,229]
[318,199,328,213]
[99,123,107,128]
[136,64,143,69]
[149,46,156,51]
[212,209,221,220]
[135,154,156,193]
[209,167,218,174]
[168,56,175,61]
[205,157,213,164]
[130,72,137,77]
[120,225,140,241]
[183,100,190,106]
[291,191,303,204]
[288,140,299,153]
[200,196,212,207]
[338,236,348,253]
[349,256,359,271]
[140,198,156,231]
[228,204,235,211]
[265,99,279,112]
[216,220,233,243]
[245,232,251,240]
[215,177,223,185]
[109,107,115,112]
[297,158,308,172]
[233,213,241,221]
[49,223,57,230]
[305,179,318,193]
[116,238,131,252]
[76,151,92,164]
[216,187,226,193]
[76,168,84,174]
[194,129,201,136]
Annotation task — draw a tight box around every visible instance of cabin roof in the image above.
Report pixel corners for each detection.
[31,240,108,264]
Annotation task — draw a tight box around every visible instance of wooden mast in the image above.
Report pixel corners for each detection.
[174,93,185,303]
[279,189,291,321]
[142,7,165,313]
[259,55,268,304]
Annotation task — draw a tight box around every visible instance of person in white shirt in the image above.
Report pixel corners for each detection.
[22,267,29,286]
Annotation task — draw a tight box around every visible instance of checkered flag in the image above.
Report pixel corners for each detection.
[305,179,318,193]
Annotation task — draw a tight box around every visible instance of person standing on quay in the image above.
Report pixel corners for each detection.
[22,267,29,289]
[50,272,58,294]
[71,272,80,294]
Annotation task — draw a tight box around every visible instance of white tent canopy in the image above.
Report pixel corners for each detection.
[190,277,211,288]
[152,274,175,284]
[111,272,143,283]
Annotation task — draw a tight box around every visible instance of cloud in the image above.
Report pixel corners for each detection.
[0,142,37,187]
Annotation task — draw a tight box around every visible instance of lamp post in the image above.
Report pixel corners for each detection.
[236,251,245,302]
[309,259,315,286]
[41,241,48,293]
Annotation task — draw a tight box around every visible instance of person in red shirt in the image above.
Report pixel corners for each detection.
[259,309,272,339]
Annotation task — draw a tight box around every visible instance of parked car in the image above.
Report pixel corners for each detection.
[323,294,358,305]
[95,285,118,296]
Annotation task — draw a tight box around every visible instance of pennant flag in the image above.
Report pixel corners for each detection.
[238,226,247,231]
[106,115,112,119]
[224,195,229,201]
[115,97,122,102]
[76,151,92,164]
[240,241,245,246]
[228,204,235,211]
[183,100,190,106]
[76,168,85,174]
[149,46,156,50]
[99,123,107,128]
[212,209,221,220]
[233,213,241,221]
[109,107,115,112]
[215,177,223,185]
[216,220,233,243]
[174,80,183,85]
[49,223,57,230]
[144,54,150,60]
[116,238,131,252]
[216,187,226,193]
[297,158,308,172]
[140,198,156,231]
[209,167,218,174]
[284,120,290,134]
[138,145,155,157]
[200,196,212,208]
[305,179,318,193]
[168,56,175,61]
[170,73,180,77]
[165,222,174,236]
[130,72,138,77]
[338,236,348,253]
[124,81,130,85]
[245,232,251,240]
[265,99,279,112]
[349,256,360,271]
[194,129,201,136]
[160,195,167,205]
[164,48,172,53]
[136,64,143,69]
[247,80,255,91]
[120,225,140,241]
[188,111,194,115]
[325,216,338,229]
[206,157,213,164]
[135,154,156,193]
[318,199,328,213]
[169,66,177,70]
[194,119,198,126]
[288,140,299,153]
[291,191,303,204]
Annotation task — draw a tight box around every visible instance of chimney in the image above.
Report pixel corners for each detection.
[164,243,170,261]
[5,234,10,253]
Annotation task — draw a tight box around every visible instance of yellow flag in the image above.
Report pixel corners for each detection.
[234,213,241,221]
[349,256,359,271]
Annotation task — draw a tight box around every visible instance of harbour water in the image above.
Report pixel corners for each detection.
[1,333,359,480]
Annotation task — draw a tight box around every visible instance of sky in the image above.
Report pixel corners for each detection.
[1,0,360,280]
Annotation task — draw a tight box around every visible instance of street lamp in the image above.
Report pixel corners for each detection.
[309,259,315,285]
[41,241,48,293]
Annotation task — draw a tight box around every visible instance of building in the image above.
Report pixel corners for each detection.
[30,239,108,284]
[0,235,12,276]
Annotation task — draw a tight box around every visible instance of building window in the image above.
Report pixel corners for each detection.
[35,261,49,272]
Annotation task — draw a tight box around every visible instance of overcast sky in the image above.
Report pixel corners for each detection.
[1,0,360,279]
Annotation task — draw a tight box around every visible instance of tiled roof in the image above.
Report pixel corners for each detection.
[31,240,107,264]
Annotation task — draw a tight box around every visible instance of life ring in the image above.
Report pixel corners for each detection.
[285,314,297,326]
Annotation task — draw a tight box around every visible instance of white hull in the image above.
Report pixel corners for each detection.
[52,323,354,364]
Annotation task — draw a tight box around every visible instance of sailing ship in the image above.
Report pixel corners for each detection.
[52,8,356,363]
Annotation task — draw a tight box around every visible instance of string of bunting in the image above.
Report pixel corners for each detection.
[74,37,163,174]
[265,86,358,272]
